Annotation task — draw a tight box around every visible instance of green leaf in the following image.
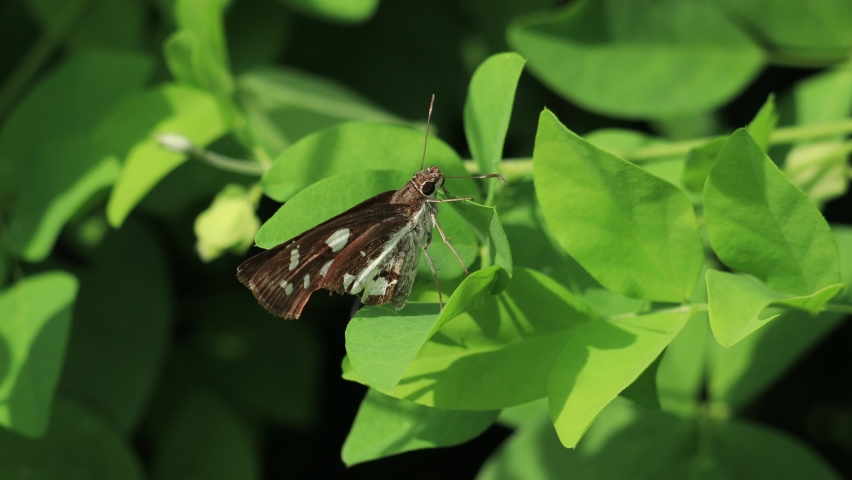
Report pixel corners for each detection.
[707,226,852,410]
[548,308,691,448]
[463,52,525,178]
[194,183,261,262]
[704,129,841,295]
[262,122,478,202]
[26,0,146,50]
[707,310,844,411]
[656,312,708,416]
[534,110,703,303]
[57,221,172,433]
[278,0,379,23]
[783,64,852,206]
[706,269,842,347]
[187,290,322,426]
[0,50,153,260]
[346,266,506,392]
[152,392,259,480]
[716,0,852,61]
[342,389,497,466]
[237,67,404,158]
[496,397,549,428]
[682,138,726,194]
[478,397,696,480]
[0,398,144,479]
[447,200,513,283]
[709,420,841,479]
[507,0,764,118]
[747,94,778,151]
[0,272,78,437]
[619,352,662,410]
[164,0,234,102]
[368,268,596,410]
[106,84,228,227]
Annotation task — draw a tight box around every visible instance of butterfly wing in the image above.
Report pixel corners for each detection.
[237,191,416,319]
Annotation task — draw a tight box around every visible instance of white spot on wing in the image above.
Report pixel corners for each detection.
[303,274,310,289]
[360,251,366,257]
[279,280,293,295]
[326,228,351,253]
[289,248,300,271]
[319,259,333,276]
[361,276,390,299]
[343,273,355,290]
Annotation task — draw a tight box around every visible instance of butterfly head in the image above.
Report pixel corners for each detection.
[413,165,444,198]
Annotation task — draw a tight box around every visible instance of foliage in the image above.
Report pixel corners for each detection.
[1,0,851,478]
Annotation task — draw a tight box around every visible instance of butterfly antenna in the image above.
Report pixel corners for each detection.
[420,94,435,171]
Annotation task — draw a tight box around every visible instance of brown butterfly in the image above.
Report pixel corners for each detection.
[237,96,504,319]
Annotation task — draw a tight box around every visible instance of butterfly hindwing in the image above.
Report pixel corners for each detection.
[237,191,416,319]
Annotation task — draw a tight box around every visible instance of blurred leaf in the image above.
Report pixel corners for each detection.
[255,169,478,280]
[165,0,234,103]
[706,226,852,410]
[717,0,852,63]
[370,268,596,410]
[619,352,662,410]
[106,84,228,227]
[0,50,153,260]
[342,389,498,466]
[706,269,842,347]
[747,94,778,151]
[188,290,321,426]
[237,66,403,158]
[656,312,708,416]
[704,129,841,294]
[58,221,173,434]
[195,183,260,262]
[784,64,852,205]
[0,398,144,479]
[464,52,525,179]
[709,420,841,479]
[263,122,478,201]
[152,392,259,480]
[227,0,293,73]
[26,0,146,50]
[683,138,726,193]
[346,266,506,393]
[548,308,691,448]
[0,272,77,437]
[478,397,696,480]
[278,0,379,23]
[508,0,764,118]
[534,110,703,303]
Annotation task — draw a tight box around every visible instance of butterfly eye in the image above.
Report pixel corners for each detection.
[421,181,436,196]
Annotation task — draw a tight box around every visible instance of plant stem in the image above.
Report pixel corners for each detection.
[820,303,852,315]
[191,148,267,176]
[464,118,852,178]
[0,0,94,119]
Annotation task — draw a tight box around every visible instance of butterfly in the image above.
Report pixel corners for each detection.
[236,95,504,319]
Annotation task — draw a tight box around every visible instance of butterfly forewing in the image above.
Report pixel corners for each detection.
[237,191,416,319]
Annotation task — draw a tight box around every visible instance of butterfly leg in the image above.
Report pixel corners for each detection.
[427,197,473,204]
[421,244,444,310]
[430,210,469,276]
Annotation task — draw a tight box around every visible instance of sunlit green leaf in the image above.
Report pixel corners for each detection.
[262,122,478,202]
[706,269,842,347]
[534,110,703,303]
[704,129,841,294]
[278,0,379,23]
[342,389,497,466]
[194,183,261,262]
[0,272,78,437]
[464,52,525,180]
[548,308,691,448]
